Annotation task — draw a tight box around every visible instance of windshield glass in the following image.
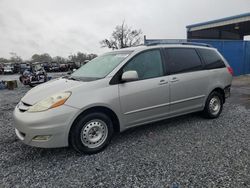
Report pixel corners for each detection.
[71,52,130,80]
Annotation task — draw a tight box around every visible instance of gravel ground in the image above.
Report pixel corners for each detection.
[0,74,250,187]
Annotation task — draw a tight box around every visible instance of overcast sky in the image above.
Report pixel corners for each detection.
[0,0,250,59]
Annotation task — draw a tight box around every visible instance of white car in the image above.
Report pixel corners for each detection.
[4,66,14,74]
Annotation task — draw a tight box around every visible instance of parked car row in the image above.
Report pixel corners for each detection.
[0,61,91,74]
[0,63,32,74]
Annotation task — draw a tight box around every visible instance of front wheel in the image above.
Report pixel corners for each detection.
[69,112,114,154]
[202,91,223,119]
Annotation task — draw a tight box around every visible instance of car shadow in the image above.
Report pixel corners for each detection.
[111,112,204,144]
[8,112,205,161]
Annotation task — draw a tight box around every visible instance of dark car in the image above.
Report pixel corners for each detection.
[0,64,4,74]
[50,62,60,72]
[59,63,68,72]
[20,63,31,74]
[42,62,50,72]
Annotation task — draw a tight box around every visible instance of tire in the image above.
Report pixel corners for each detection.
[69,112,114,154]
[19,76,23,83]
[202,91,223,119]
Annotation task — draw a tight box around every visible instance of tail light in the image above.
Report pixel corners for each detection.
[227,67,233,75]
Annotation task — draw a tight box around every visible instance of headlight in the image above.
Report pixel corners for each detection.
[27,92,71,112]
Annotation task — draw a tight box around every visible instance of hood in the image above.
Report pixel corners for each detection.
[21,78,85,105]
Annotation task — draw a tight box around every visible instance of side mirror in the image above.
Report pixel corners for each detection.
[121,70,139,82]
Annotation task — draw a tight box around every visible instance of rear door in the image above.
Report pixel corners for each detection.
[164,48,210,116]
[118,49,170,127]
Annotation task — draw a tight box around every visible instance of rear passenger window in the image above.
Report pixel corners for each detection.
[165,48,202,74]
[198,49,226,69]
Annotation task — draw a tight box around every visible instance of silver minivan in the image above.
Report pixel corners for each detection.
[13,44,233,154]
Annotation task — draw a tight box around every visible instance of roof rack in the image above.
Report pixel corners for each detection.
[145,42,212,47]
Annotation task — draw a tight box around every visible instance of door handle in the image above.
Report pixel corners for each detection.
[159,79,168,85]
[170,77,179,83]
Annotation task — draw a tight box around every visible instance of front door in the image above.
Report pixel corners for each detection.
[118,49,170,127]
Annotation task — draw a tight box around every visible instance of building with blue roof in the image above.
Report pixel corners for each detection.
[186,13,250,40]
[144,13,250,75]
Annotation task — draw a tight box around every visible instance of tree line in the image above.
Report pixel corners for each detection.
[0,21,143,64]
[0,52,98,64]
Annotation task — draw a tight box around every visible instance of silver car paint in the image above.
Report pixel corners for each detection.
[13,45,233,148]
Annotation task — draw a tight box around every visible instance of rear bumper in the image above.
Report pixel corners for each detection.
[13,104,78,148]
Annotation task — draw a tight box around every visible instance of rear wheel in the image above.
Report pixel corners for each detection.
[203,91,223,119]
[69,112,114,154]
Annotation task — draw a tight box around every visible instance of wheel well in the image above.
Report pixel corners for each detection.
[70,106,120,134]
[211,88,225,103]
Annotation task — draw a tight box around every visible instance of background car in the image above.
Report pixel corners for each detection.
[20,63,31,74]
[49,62,60,72]
[3,64,14,74]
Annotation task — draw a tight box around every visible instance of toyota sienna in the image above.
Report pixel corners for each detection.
[13,44,233,154]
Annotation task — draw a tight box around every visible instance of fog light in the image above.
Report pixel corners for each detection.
[32,135,51,141]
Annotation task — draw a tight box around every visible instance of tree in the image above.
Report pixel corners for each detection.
[31,53,52,63]
[0,57,9,63]
[53,56,67,64]
[86,53,97,60]
[68,52,97,63]
[100,21,143,49]
[9,52,22,63]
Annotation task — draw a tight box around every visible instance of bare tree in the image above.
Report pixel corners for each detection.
[9,52,22,63]
[68,52,97,63]
[100,21,143,49]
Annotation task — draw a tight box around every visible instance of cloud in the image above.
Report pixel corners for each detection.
[0,0,250,59]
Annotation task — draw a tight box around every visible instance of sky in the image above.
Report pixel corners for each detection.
[0,0,250,60]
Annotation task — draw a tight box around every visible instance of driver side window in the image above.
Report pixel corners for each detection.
[123,49,163,80]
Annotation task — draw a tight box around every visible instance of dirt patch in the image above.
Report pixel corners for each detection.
[230,75,250,109]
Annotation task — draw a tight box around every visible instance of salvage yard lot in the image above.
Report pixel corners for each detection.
[0,74,250,187]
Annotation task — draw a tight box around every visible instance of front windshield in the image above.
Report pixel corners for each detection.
[71,52,130,80]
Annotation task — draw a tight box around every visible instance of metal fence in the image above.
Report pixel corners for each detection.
[144,38,250,76]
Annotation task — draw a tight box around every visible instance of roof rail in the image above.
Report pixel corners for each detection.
[181,42,212,47]
[145,42,212,47]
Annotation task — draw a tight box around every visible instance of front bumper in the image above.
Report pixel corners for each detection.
[13,104,79,148]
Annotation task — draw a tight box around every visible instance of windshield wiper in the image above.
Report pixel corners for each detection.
[68,77,77,80]
[68,76,81,81]
[64,76,101,82]
[63,76,79,81]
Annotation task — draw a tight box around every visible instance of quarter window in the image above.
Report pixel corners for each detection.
[165,48,202,74]
[123,50,163,80]
[198,49,226,69]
